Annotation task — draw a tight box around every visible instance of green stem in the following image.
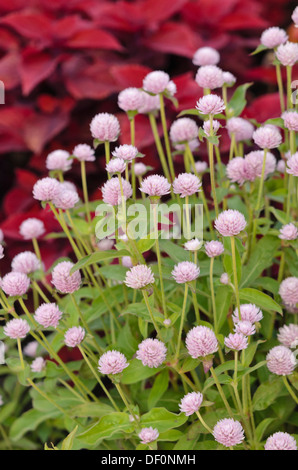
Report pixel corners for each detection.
[159,94,175,181]
[210,366,233,417]
[283,376,298,405]
[275,63,285,113]
[208,115,219,217]
[17,338,24,369]
[153,203,167,317]
[115,383,138,423]
[148,113,171,182]
[230,236,241,319]
[195,411,213,434]
[174,283,188,363]
[210,257,217,333]
[81,160,91,224]
[142,290,162,339]
[255,148,268,212]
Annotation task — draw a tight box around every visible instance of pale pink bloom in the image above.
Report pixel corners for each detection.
[98,350,129,375]
[173,173,201,197]
[31,357,46,373]
[224,332,248,351]
[140,175,171,197]
[213,419,245,448]
[33,177,61,202]
[138,427,159,444]
[226,157,247,186]
[97,238,115,251]
[172,261,200,284]
[226,117,254,142]
[184,238,202,251]
[73,144,95,162]
[1,272,30,296]
[125,265,154,289]
[46,150,71,172]
[194,161,208,173]
[234,321,256,336]
[20,218,45,240]
[253,125,282,149]
[196,94,225,115]
[118,87,143,112]
[4,318,30,339]
[24,341,38,357]
[179,391,203,416]
[282,110,298,131]
[214,209,247,237]
[0,245,4,260]
[53,189,79,210]
[203,119,220,136]
[266,345,296,376]
[232,304,263,324]
[276,41,298,66]
[90,113,120,142]
[64,326,85,348]
[106,158,126,174]
[279,223,298,240]
[222,71,236,86]
[166,80,177,96]
[278,323,298,349]
[143,70,170,94]
[112,144,138,162]
[60,181,77,193]
[122,256,133,268]
[136,338,167,368]
[138,91,160,114]
[220,273,229,285]
[34,303,63,329]
[265,432,297,451]
[285,151,292,160]
[261,27,288,49]
[170,118,199,143]
[292,6,298,27]
[286,152,298,176]
[163,319,171,326]
[192,47,220,66]
[0,229,4,243]
[52,261,81,294]
[102,177,132,206]
[186,325,218,358]
[11,251,41,274]
[244,150,276,181]
[175,138,199,152]
[277,160,286,173]
[134,162,147,176]
[195,65,224,90]
[279,277,298,307]
[205,240,224,257]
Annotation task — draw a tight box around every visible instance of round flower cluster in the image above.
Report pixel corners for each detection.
[34,303,63,329]
[73,143,95,162]
[1,272,30,297]
[205,240,224,258]
[138,427,159,444]
[136,338,167,368]
[186,326,218,358]
[232,304,263,324]
[282,111,298,131]
[98,350,129,375]
[33,177,61,202]
[276,42,298,66]
[90,113,120,142]
[224,332,248,351]
[140,175,171,198]
[286,153,298,177]
[196,94,225,115]
[106,158,126,175]
[31,357,46,373]
[234,321,256,336]
[203,119,220,136]
[277,323,298,349]
[213,419,245,448]
[46,150,71,172]
[192,47,220,66]
[179,391,203,416]
[19,218,45,240]
[112,145,138,162]
[184,238,202,252]
[125,265,154,289]
[265,432,297,451]
[279,277,298,308]
[226,117,254,142]
[4,318,30,339]
[169,118,199,144]
[266,345,296,376]
[214,210,247,237]
[173,173,201,197]
[195,65,224,90]
[143,70,170,95]
[102,177,132,205]
[52,261,81,294]
[260,27,288,49]
[279,223,298,241]
[64,326,85,348]
[172,261,200,284]
[252,125,282,149]
[11,251,41,274]
[118,87,143,112]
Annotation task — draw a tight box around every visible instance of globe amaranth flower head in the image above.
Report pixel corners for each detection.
[292,6,298,27]
[279,223,298,241]
[282,110,298,131]
[213,419,245,448]
[226,117,254,142]
[143,70,170,95]
[278,323,298,349]
[125,264,154,289]
[138,91,160,114]
[286,152,298,176]
[46,150,72,172]
[192,47,220,66]
[260,27,288,49]
[214,209,247,237]
[53,188,79,210]
[186,325,218,358]
[1,272,30,296]
[90,113,120,142]
[276,41,298,66]
[0,245,4,260]
[140,174,171,198]
[234,321,256,336]
[122,256,133,268]
[73,143,95,162]
[102,177,132,206]
[11,251,41,274]
[222,71,236,86]
[196,94,225,115]
[173,173,201,198]
[244,150,276,181]
[34,303,63,329]
[195,65,224,90]
[118,87,143,112]
[175,138,200,153]
[134,162,147,176]
[277,159,286,173]
[232,304,263,324]
[112,144,138,162]
[265,432,297,451]
[98,350,129,375]
[203,119,220,136]
[220,272,229,285]
[279,277,298,307]
[184,238,202,252]
[33,177,61,202]
[52,261,81,294]
[24,341,38,357]
[194,161,208,174]
[31,357,46,373]
[138,427,159,444]
[205,240,224,258]
[106,158,126,175]
[226,157,247,186]
[64,326,85,348]
[169,118,199,144]
[266,345,296,376]
[172,261,200,284]
[224,332,248,351]
[136,338,167,368]
[179,391,203,416]
[4,318,30,339]
[252,125,282,149]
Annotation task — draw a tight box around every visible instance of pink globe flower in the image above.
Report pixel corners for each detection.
[278,323,298,349]
[4,318,30,339]
[279,223,298,241]
[265,432,297,451]
[64,326,85,348]
[226,157,247,186]
[282,111,298,131]
[106,158,126,175]
[97,238,115,251]
[205,240,224,257]
[286,152,298,176]
[173,173,201,197]
[170,118,199,144]
[166,80,177,96]
[138,427,159,444]
[222,71,236,86]
[20,218,45,240]
[90,113,120,142]
[192,47,220,66]
[1,272,30,296]
[175,138,200,152]
[279,277,298,307]
[179,391,203,416]
[24,341,38,357]
[33,177,61,202]
[122,256,133,268]
[136,338,167,368]
[102,177,132,206]
[234,321,256,336]
[112,144,138,162]
[0,229,4,243]
[124,265,154,289]
[184,238,202,252]
[253,125,282,149]
[232,304,263,324]
[172,261,200,284]
[52,261,81,294]
[53,189,79,210]
[31,357,46,373]
[98,350,129,375]
[0,245,4,260]
[195,65,224,90]
[224,332,248,351]
[226,117,254,142]
[196,94,225,115]
[143,70,170,95]
[34,303,63,329]
[46,150,72,172]
[194,161,208,173]
[73,144,95,162]
[60,181,77,193]
[220,273,229,285]
[292,6,298,27]
[186,325,218,358]
[11,251,41,274]
[140,175,171,198]
[277,160,286,173]
[118,87,143,112]
[244,150,276,181]
[134,162,147,176]
[213,419,245,448]
[261,27,288,49]
[203,119,220,136]
[266,345,296,376]
[276,41,298,66]
[214,209,247,237]
[138,91,160,114]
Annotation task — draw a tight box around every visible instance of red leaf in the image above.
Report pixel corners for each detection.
[220,13,269,31]
[21,48,61,95]
[110,64,152,88]
[3,187,33,215]
[15,169,38,192]
[65,29,123,51]
[23,112,69,153]
[244,93,282,123]
[0,51,21,90]
[141,0,188,24]
[0,12,52,42]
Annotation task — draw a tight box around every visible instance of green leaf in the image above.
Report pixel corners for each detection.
[241,236,280,288]
[122,359,163,384]
[239,288,282,314]
[255,418,276,442]
[215,286,233,332]
[140,407,188,433]
[77,413,134,446]
[10,409,61,441]
[250,44,268,55]
[253,378,283,411]
[159,240,188,262]
[148,370,169,409]
[227,83,252,117]
[70,249,130,273]
[61,425,78,450]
